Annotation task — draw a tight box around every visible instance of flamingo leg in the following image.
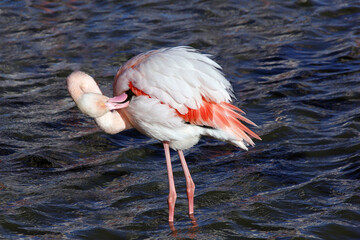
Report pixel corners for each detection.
[178,150,195,215]
[163,142,177,222]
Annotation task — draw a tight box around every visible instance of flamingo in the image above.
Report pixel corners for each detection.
[67,46,260,222]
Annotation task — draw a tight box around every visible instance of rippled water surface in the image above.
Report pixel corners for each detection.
[1,0,360,239]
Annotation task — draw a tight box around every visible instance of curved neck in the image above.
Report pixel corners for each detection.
[95,109,132,134]
[67,71,133,134]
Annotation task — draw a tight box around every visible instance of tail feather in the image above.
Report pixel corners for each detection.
[177,100,261,148]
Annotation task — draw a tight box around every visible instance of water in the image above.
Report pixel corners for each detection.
[0,0,359,239]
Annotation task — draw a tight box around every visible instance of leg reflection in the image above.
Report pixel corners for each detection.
[188,214,198,238]
[168,214,199,239]
[169,221,177,237]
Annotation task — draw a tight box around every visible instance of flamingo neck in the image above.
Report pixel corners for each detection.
[94,109,132,134]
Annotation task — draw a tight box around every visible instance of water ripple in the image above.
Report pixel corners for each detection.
[0,0,359,239]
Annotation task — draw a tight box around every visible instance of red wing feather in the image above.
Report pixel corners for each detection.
[176,99,261,144]
[127,82,260,144]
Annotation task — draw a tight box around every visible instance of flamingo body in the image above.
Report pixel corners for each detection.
[67,46,260,222]
[113,47,260,150]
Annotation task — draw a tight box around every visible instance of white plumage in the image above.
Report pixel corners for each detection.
[113,46,258,151]
[114,47,233,114]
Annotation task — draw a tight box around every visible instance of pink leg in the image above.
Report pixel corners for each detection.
[178,150,195,215]
[163,142,177,222]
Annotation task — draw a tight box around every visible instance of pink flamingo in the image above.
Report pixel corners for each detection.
[67,46,260,222]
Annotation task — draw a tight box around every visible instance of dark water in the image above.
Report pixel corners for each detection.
[1,0,359,239]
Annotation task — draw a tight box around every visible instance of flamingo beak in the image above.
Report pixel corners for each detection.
[106,92,130,110]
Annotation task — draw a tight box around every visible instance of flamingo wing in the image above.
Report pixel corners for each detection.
[113,46,233,114]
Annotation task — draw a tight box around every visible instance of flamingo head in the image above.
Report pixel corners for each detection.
[67,71,130,118]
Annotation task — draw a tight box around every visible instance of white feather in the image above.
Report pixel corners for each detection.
[114,46,233,114]
[126,96,202,150]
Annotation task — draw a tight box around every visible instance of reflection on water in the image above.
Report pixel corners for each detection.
[0,0,360,239]
[169,214,198,239]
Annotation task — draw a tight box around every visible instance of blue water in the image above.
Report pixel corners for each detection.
[0,0,359,239]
